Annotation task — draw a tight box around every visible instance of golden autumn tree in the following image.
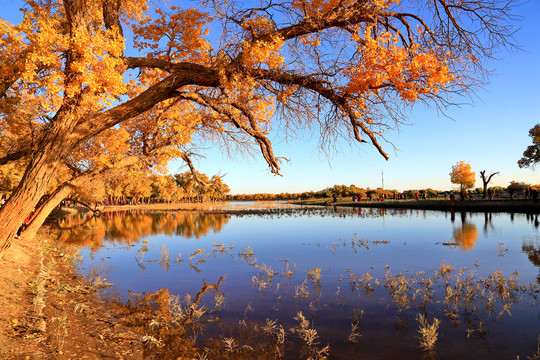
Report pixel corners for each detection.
[518,124,540,169]
[450,161,476,192]
[0,0,520,254]
[5,66,216,241]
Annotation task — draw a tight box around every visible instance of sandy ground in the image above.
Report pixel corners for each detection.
[0,230,144,359]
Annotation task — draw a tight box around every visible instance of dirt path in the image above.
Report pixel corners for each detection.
[0,230,144,359]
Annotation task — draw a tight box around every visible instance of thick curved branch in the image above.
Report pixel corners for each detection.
[76,62,220,142]
[125,57,214,74]
[0,148,32,166]
[252,4,376,42]
[0,78,18,99]
[102,0,123,36]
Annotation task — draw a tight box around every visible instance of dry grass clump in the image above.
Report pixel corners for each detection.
[416,314,440,351]
[290,311,330,360]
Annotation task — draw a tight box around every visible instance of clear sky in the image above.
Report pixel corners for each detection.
[2,0,538,195]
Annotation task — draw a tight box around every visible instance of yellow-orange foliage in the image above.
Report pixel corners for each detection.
[345,29,454,102]
[450,161,476,191]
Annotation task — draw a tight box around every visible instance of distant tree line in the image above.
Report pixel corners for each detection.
[97,171,231,205]
[229,185,440,202]
[229,182,540,202]
[1,169,537,207]
[0,169,231,208]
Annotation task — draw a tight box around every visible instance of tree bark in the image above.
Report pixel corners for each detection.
[0,0,90,254]
[0,92,87,252]
[480,170,499,199]
[21,185,73,242]
[0,154,63,254]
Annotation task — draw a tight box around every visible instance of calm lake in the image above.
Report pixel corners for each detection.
[58,203,540,359]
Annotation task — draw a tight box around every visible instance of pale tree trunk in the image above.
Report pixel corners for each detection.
[20,150,153,242]
[0,108,86,252]
[21,185,73,242]
[0,115,83,251]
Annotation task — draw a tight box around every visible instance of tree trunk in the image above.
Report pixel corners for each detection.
[0,155,63,254]
[480,170,499,200]
[21,185,73,242]
[0,102,84,255]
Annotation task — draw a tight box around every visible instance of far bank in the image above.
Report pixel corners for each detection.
[292,199,540,214]
[58,199,540,216]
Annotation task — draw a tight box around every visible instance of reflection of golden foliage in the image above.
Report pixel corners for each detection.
[118,283,288,360]
[452,223,478,251]
[119,288,198,358]
[115,277,225,359]
[56,211,230,251]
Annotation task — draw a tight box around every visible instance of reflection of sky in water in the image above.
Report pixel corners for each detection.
[68,207,540,359]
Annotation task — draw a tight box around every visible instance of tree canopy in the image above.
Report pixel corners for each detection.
[518,124,540,169]
[450,161,475,192]
[0,0,520,253]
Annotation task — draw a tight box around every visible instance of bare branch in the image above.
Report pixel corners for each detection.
[180,152,212,186]
[251,69,389,159]
[176,91,282,175]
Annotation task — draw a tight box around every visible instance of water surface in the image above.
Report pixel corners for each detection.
[59,205,540,359]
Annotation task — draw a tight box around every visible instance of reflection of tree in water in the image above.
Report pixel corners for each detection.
[452,224,478,251]
[174,212,229,239]
[526,213,540,228]
[522,238,540,282]
[483,212,494,236]
[56,211,230,251]
[451,212,478,251]
[56,207,415,252]
[523,244,540,267]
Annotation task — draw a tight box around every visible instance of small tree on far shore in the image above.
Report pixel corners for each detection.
[518,124,540,168]
[450,161,476,193]
[507,181,529,200]
[480,170,500,199]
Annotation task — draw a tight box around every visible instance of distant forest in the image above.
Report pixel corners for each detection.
[228,184,515,201]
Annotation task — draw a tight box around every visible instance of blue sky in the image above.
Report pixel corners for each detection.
[2,0,538,194]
